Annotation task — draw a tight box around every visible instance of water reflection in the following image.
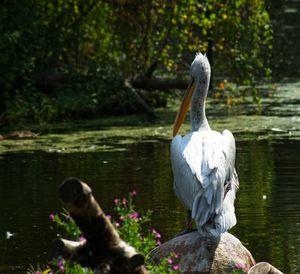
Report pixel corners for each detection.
[0,140,299,273]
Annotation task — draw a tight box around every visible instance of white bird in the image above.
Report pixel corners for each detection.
[171,53,239,237]
[6,231,16,239]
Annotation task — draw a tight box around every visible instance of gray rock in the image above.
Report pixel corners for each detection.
[150,231,255,273]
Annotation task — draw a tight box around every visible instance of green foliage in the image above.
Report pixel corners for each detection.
[0,0,272,126]
[3,63,139,126]
[113,193,156,255]
[49,209,81,240]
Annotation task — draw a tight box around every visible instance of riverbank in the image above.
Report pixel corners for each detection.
[0,82,299,154]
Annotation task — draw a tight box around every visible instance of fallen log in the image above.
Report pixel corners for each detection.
[51,177,149,274]
[0,131,39,140]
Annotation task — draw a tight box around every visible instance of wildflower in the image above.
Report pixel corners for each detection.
[128,212,139,219]
[235,262,244,269]
[156,240,161,246]
[131,190,137,196]
[58,259,65,272]
[106,214,112,220]
[49,213,55,221]
[122,198,127,205]
[115,222,120,227]
[173,264,179,271]
[167,258,173,264]
[114,198,119,205]
[151,228,161,239]
[78,235,86,242]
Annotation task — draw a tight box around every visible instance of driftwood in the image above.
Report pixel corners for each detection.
[51,177,149,274]
[0,131,38,140]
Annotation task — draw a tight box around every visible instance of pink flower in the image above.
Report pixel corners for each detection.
[122,198,127,205]
[173,264,179,271]
[114,198,119,205]
[131,190,137,196]
[128,212,139,219]
[115,222,120,227]
[57,259,65,272]
[49,213,55,221]
[35,272,41,274]
[78,235,86,242]
[167,258,173,264]
[151,228,161,238]
[235,262,244,269]
[106,214,112,220]
[156,240,161,246]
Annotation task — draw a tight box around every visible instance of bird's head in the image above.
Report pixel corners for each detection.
[190,53,211,82]
[172,53,211,137]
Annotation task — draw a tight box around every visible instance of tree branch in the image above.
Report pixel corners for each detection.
[131,76,188,91]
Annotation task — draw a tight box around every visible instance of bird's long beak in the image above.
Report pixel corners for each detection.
[173,78,195,137]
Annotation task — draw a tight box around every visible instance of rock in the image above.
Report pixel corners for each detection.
[149,231,255,274]
[248,262,284,274]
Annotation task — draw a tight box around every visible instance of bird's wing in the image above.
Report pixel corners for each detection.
[171,130,238,233]
[221,129,236,173]
[171,134,202,211]
[171,131,225,225]
[212,129,239,235]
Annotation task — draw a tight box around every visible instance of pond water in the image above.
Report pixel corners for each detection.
[0,138,299,273]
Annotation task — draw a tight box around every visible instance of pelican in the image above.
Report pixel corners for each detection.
[171,53,239,237]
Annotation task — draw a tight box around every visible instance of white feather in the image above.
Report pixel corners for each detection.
[171,129,238,236]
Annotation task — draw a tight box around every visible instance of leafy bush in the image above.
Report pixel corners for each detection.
[3,62,141,127]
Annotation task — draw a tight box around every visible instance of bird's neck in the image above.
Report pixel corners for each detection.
[190,79,210,132]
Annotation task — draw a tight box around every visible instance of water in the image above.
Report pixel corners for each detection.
[0,139,299,273]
